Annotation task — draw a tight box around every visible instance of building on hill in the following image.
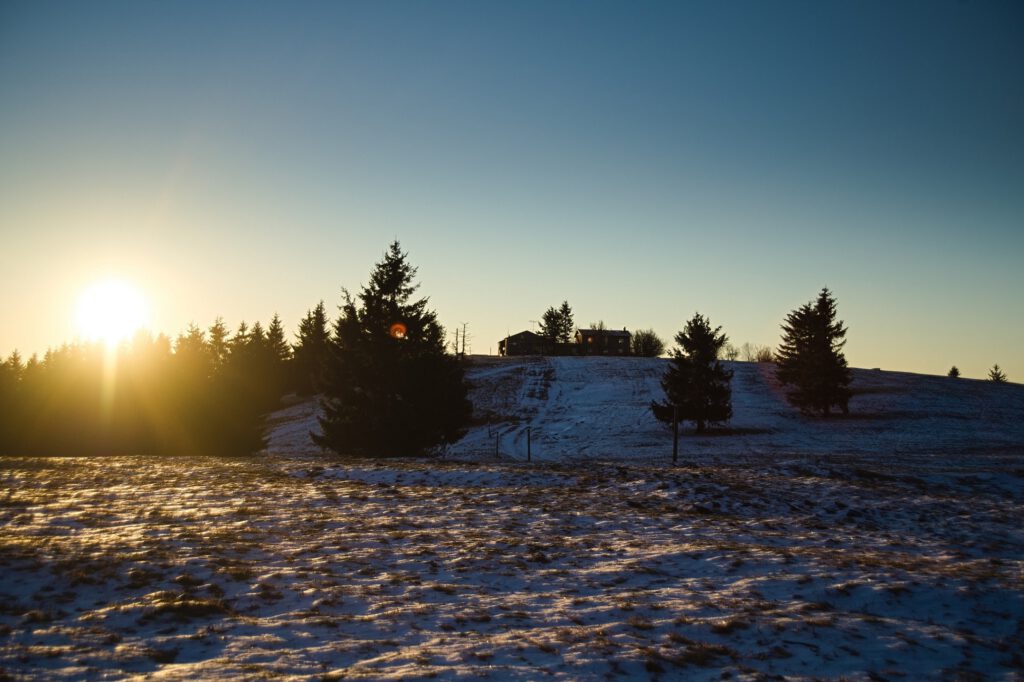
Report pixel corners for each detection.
[576,328,631,356]
[498,330,546,356]
[498,327,632,356]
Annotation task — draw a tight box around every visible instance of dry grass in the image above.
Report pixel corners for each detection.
[0,452,1021,679]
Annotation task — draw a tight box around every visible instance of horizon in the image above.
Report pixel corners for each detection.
[2,1,1022,381]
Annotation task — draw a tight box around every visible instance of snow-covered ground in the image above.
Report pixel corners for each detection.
[275,356,1024,464]
[1,357,1022,679]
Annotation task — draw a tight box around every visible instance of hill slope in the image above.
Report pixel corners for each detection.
[268,356,1024,463]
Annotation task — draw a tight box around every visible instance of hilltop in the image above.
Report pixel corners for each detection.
[269,356,1024,464]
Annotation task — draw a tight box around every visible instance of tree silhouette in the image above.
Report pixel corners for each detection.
[539,300,574,351]
[292,301,330,395]
[314,241,470,457]
[651,313,733,433]
[631,329,665,357]
[267,314,291,363]
[207,317,231,373]
[775,287,852,416]
[948,366,960,378]
[989,364,1007,383]
[557,301,574,343]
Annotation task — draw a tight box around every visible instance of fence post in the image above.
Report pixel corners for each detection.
[527,426,531,462]
[672,404,679,465]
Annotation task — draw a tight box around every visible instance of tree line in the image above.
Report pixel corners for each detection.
[0,308,336,456]
[0,241,468,459]
[0,244,1012,457]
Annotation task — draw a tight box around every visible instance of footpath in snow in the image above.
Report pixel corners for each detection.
[271,355,1024,467]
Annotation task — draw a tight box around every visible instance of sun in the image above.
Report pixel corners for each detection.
[75,279,149,346]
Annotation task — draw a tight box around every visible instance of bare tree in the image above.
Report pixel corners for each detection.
[740,342,774,363]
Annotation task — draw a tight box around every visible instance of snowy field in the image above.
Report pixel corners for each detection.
[1,357,1022,679]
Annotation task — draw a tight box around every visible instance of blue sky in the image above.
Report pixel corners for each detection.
[1,1,1022,379]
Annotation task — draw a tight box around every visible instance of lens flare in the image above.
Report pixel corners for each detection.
[389,322,407,339]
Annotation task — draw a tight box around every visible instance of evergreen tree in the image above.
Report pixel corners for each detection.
[267,314,291,363]
[948,366,960,378]
[775,287,852,416]
[0,351,23,452]
[231,321,250,354]
[651,313,733,432]
[539,301,574,353]
[174,324,210,377]
[314,241,471,457]
[631,329,666,357]
[539,306,562,349]
[989,364,1007,383]
[293,301,331,394]
[265,313,292,397]
[557,301,574,342]
[207,317,231,373]
[249,321,267,349]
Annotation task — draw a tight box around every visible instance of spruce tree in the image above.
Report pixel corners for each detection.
[314,241,471,457]
[0,351,23,452]
[651,313,733,432]
[267,314,291,363]
[293,301,331,394]
[948,366,960,378]
[775,287,852,416]
[539,306,562,351]
[207,317,231,373]
[539,301,575,353]
[557,301,574,343]
[988,364,1007,383]
[231,321,250,353]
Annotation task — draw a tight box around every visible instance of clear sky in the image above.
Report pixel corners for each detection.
[1,1,1022,380]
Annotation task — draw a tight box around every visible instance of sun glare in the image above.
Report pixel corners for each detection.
[75,279,149,346]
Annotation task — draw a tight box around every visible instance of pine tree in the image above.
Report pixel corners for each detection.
[557,301,574,343]
[651,313,733,432]
[539,306,561,350]
[231,321,250,354]
[948,366,960,378]
[174,324,210,378]
[293,301,331,394]
[314,241,471,457]
[207,317,231,373]
[0,351,24,452]
[539,301,574,353]
[989,364,1007,383]
[249,321,267,349]
[267,314,291,363]
[775,287,852,416]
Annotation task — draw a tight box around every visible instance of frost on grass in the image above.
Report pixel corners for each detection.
[1,451,1022,680]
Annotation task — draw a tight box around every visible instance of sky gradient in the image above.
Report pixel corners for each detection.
[2,1,1022,380]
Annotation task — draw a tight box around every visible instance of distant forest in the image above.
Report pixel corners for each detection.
[0,309,332,457]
